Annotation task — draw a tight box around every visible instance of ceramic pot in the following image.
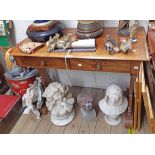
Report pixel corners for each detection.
[26,22,64,42]
[76,20,103,39]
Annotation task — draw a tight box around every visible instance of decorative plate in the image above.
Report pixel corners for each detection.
[18,39,44,54]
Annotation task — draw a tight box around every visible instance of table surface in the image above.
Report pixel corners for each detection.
[11,27,150,61]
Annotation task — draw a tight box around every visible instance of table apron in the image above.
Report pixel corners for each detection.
[14,56,142,74]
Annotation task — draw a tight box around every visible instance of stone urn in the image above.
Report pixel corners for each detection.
[98,84,128,126]
[42,82,75,126]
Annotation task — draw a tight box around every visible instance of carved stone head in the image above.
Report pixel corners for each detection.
[105,84,123,106]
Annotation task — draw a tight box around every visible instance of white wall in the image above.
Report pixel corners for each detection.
[13,20,149,90]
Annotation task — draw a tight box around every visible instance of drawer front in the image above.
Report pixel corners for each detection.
[101,60,131,73]
[15,56,133,73]
[18,57,66,69]
[70,59,131,73]
[69,59,99,71]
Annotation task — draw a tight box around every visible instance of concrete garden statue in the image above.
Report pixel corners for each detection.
[22,77,43,119]
[42,82,75,126]
[98,83,128,126]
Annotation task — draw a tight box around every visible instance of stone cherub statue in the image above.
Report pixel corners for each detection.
[42,82,75,126]
[98,84,128,126]
[22,77,43,119]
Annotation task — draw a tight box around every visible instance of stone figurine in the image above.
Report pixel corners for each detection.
[42,82,75,126]
[22,77,43,119]
[129,20,139,42]
[46,33,60,52]
[120,39,132,54]
[118,20,130,36]
[104,35,120,54]
[118,20,139,42]
[46,33,76,52]
[98,84,128,126]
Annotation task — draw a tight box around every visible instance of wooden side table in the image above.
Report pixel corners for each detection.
[10,27,150,129]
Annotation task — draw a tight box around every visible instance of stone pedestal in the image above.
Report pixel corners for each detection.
[51,109,75,126]
[104,115,121,126]
[80,108,96,121]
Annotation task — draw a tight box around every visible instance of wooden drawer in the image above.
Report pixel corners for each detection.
[16,57,66,69]
[101,60,131,73]
[69,59,99,71]
[15,56,138,74]
[69,59,131,73]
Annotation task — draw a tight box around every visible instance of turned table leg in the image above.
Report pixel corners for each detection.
[133,76,138,130]
[125,74,137,128]
[38,68,52,89]
[38,68,52,114]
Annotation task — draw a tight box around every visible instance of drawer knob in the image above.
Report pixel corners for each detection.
[134,66,139,70]
[96,62,101,70]
[41,60,46,66]
[77,63,82,67]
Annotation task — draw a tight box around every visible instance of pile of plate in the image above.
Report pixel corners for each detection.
[26,20,63,42]
[76,20,103,39]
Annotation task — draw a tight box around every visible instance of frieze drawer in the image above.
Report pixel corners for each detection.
[69,59,131,73]
[69,59,99,71]
[101,60,131,73]
[18,57,66,69]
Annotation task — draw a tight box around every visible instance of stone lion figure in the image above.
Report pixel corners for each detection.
[42,82,75,126]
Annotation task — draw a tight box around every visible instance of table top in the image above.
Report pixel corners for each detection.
[11,27,150,61]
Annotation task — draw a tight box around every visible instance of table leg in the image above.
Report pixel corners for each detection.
[38,68,52,89]
[125,74,137,128]
[134,77,139,130]
[38,68,52,115]
[137,79,142,130]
